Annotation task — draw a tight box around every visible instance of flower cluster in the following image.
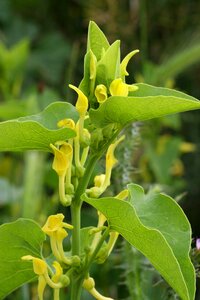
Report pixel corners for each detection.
[22,214,75,300]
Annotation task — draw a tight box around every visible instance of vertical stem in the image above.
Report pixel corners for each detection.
[71,201,81,256]
[70,201,82,300]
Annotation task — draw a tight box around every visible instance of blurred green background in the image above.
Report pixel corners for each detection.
[0,0,200,299]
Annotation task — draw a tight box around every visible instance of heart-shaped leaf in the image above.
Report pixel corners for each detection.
[89,83,200,128]
[83,183,195,300]
[0,218,45,299]
[0,102,79,152]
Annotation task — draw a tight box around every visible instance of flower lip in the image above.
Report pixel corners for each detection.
[42,213,73,236]
[21,255,47,275]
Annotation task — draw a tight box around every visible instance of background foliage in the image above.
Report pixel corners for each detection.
[0,0,200,299]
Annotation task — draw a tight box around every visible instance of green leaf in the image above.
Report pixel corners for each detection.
[83,184,195,300]
[79,51,91,97]
[87,21,110,61]
[128,184,195,300]
[89,83,200,128]
[96,40,121,87]
[0,218,45,299]
[0,102,79,152]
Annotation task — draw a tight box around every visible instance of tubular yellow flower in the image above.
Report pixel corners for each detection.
[38,275,46,300]
[69,84,88,116]
[110,78,138,97]
[57,118,75,130]
[120,49,139,77]
[95,84,108,103]
[22,255,48,300]
[52,261,63,283]
[106,135,125,170]
[50,142,73,177]
[87,136,125,198]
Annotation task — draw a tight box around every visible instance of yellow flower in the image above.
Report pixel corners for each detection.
[21,255,47,275]
[69,84,88,116]
[94,174,106,188]
[42,213,73,236]
[95,84,108,103]
[179,142,196,153]
[52,261,63,283]
[50,142,73,177]
[120,49,139,77]
[57,118,75,130]
[109,78,138,97]
[22,255,48,300]
[106,135,125,170]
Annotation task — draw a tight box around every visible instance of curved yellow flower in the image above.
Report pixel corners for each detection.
[42,213,73,236]
[57,118,75,130]
[95,84,108,103]
[120,49,139,77]
[69,84,88,116]
[50,142,73,177]
[109,78,138,97]
[52,261,63,283]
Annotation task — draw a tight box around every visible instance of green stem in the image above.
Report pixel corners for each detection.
[85,227,110,271]
[70,201,82,300]
[70,129,122,299]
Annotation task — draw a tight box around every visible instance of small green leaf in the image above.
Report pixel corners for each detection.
[96,40,121,87]
[79,51,91,96]
[0,218,45,299]
[83,184,195,300]
[0,102,79,152]
[89,83,200,128]
[87,21,110,61]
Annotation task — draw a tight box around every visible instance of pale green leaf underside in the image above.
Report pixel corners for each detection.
[89,83,200,127]
[83,185,195,300]
[0,102,78,152]
[0,219,45,300]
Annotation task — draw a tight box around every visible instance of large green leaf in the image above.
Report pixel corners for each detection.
[89,83,200,127]
[87,21,110,61]
[83,184,195,300]
[0,218,45,299]
[0,102,79,152]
